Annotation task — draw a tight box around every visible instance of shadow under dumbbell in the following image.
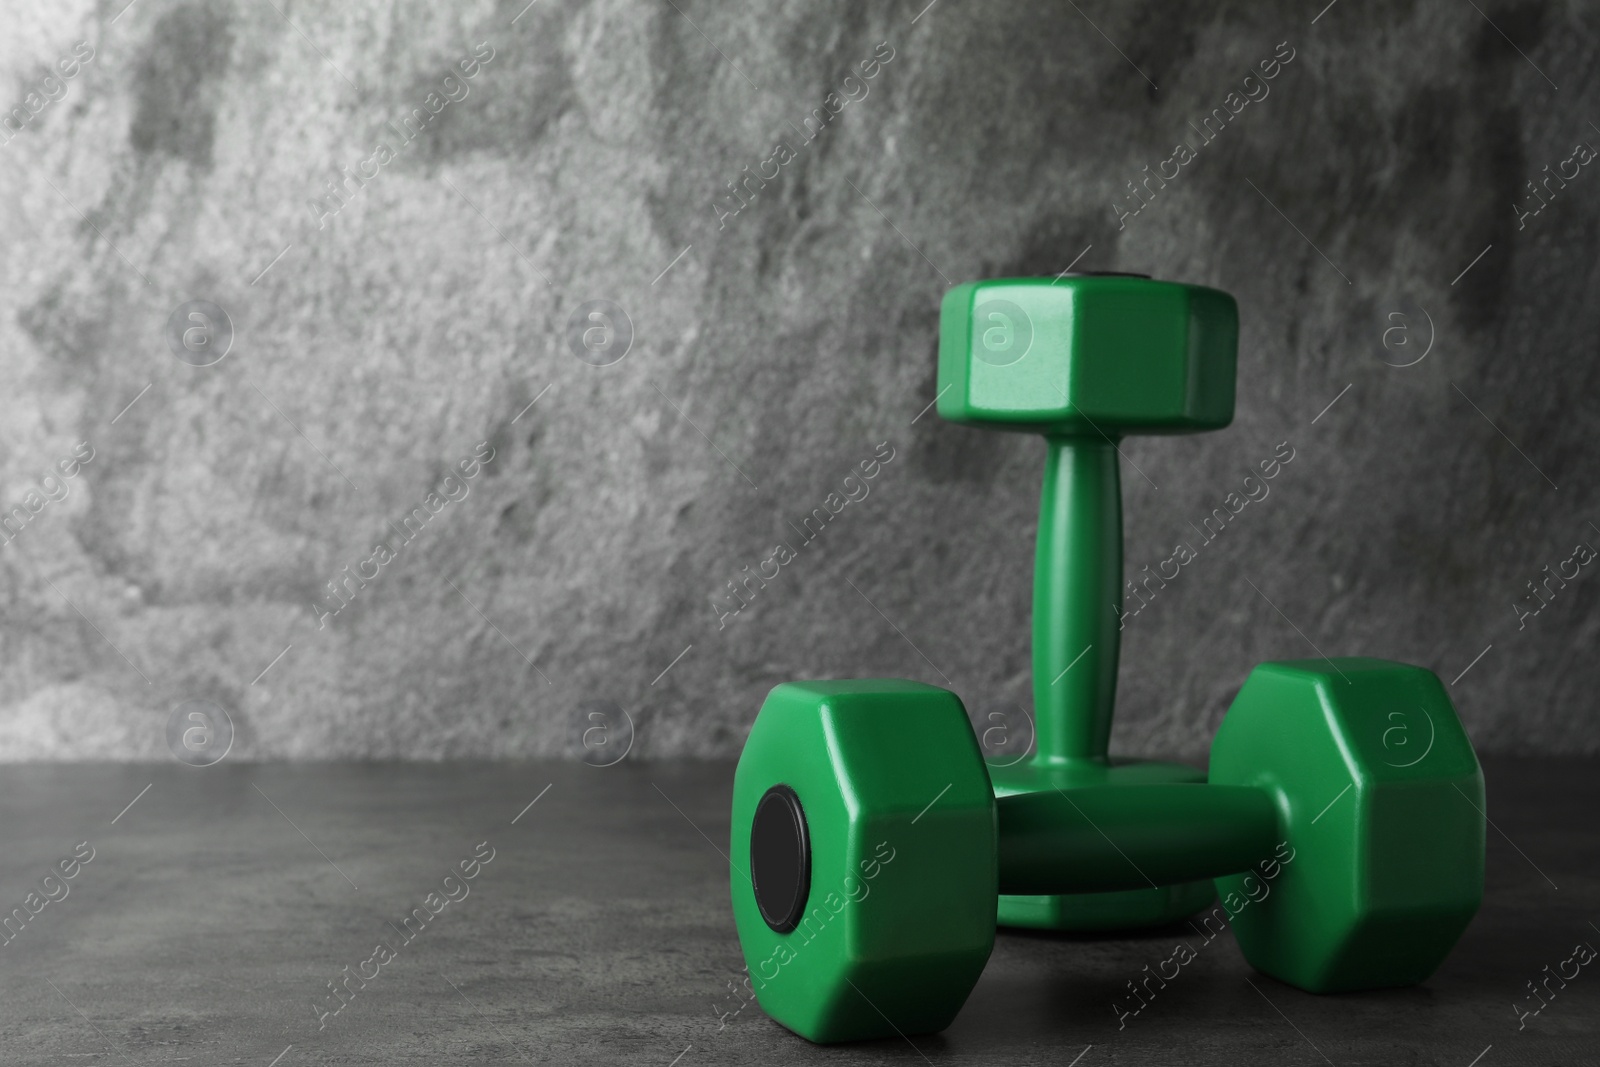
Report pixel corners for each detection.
[743,1013,963,1059]
[996,912,1216,946]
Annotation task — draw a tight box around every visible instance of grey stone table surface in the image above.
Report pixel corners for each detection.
[0,756,1593,1066]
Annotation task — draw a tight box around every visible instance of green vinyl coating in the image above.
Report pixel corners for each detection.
[996,784,1278,893]
[1031,438,1121,762]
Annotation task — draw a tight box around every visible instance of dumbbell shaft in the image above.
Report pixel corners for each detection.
[995,785,1279,894]
[1032,437,1122,762]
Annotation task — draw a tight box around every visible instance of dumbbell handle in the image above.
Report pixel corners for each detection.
[995,784,1280,894]
[1032,437,1122,761]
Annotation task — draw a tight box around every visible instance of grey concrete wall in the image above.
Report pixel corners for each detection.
[0,0,1595,760]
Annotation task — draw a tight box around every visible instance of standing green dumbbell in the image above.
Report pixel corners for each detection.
[727,275,1486,1045]
[939,273,1240,929]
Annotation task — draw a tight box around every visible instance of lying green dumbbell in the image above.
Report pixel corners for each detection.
[728,275,1486,1044]
[733,663,1482,1042]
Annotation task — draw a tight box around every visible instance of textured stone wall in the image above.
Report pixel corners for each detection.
[0,0,1595,760]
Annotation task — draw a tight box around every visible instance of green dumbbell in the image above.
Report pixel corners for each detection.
[728,275,1486,1044]
[941,273,1240,930]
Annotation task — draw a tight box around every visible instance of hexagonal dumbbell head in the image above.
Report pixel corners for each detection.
[936,274,1239,435]
[730,680,997,1043]
[1209,658,1485,992]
